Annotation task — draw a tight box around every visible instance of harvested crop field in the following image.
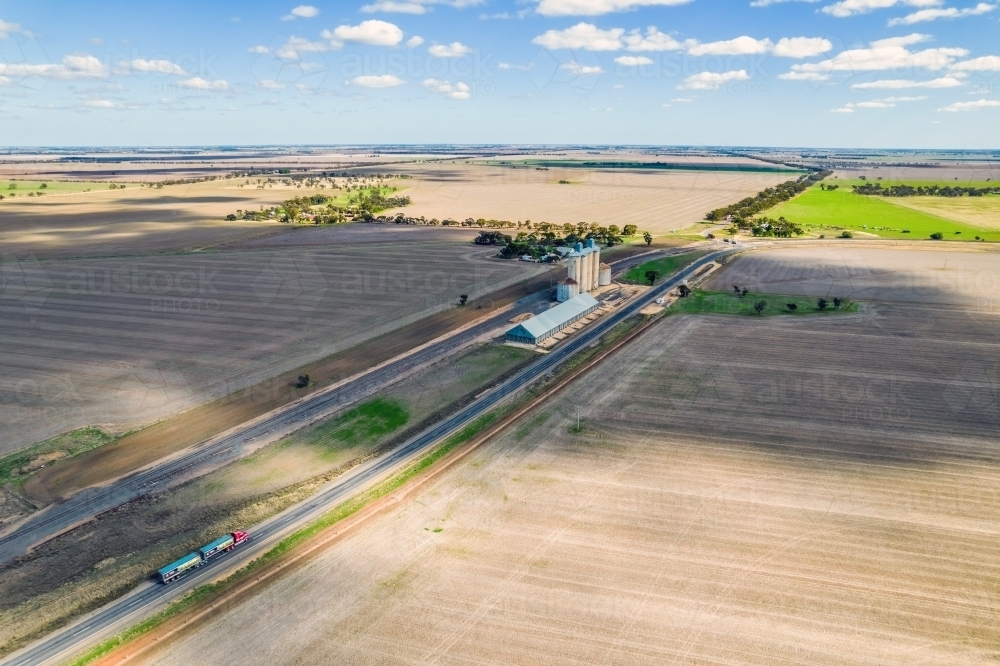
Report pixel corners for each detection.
[0,239,542,454]
[137,246,1000,666]
[0,343,535,657]
[375,161,791,232]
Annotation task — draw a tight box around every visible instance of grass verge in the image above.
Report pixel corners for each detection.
[623,251,705,285]
[0,428,117,488]
[66,412,501,666]
[669,290,858,316]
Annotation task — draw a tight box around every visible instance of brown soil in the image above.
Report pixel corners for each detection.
[23,267,559,503]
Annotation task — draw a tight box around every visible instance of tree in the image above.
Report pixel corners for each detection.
[643,231,653,246]
[833,297,842,310]
[741,288,748,298]
[840,230,853,239]
[459,294,469,306]
[623,224,638,236]
[930,232,943,240]
[786,303,797,311]
[753,300,767,314]
[733,285,741,295]
[678,284,691,297]
[295,374,310,388]
[644,270,659,286]
[817,298,828,310]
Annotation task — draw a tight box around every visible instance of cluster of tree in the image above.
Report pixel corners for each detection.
[729,215,804,238]
[819,184,840,191]
[348,189,411,214]
[476,222,642,260]
[108,183,127,189]
[852,182,1000,197]
[705,170,831,221]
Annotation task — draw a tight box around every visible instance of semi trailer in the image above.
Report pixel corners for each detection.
[158,530,249,583]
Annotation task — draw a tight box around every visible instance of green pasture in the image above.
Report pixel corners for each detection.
[832,177,999,189]
[762,186,1000,242]
[669,290,858,317]
[623,251,706,284]
[2,180,111,196]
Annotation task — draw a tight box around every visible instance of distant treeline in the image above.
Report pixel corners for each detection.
[225,190,410,224]
[705,170,831,221]
[476,223,639,259]
[852,183,1000,197]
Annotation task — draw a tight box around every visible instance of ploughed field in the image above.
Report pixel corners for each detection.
[375,161,791,233]
[0,237,540,455]
[139,246,1000,666]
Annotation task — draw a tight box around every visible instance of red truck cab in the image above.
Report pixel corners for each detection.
[230,531,249,549]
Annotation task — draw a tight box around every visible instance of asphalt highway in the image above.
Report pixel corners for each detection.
[1,246,736,666]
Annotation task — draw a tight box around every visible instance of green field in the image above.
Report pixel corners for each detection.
[763,185,1000,242]
[669,290,857,317]
[1,180,115,196]
[623,251,706,284]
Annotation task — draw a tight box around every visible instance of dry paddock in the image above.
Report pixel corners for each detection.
[0,237,541,454]
[137,244,1000,666]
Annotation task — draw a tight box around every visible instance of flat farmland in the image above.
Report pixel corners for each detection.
[881,195,1000,231]
[139,246,1000,666]
[379,161,792,232]
[0,179,293,259]
[0,240,541,454]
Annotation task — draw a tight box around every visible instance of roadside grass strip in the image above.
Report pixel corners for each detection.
[66,411,500,666]
[670,290,858,317]
[763,186,1000,241]
[623,251,706,284]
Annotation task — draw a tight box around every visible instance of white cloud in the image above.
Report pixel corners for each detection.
[677,69,749,89]
[422,78,471,98]
[940,98,1000,111]
[421,79,472,99]
[821,0,943,18]
[428,42,471,57]
[561,61,605,75]
[0,53,108,80]
[256,79,286,89]
[499,62,534,70]
[851,75,965,87]
[0,18,27,38]
[177,77,230,91]
[788,33,967,77]
[349,74,406,87]
[688,36,773,56]
[361,1,429,13]
[751,0,820,6]
[950,55,1000,71]
[81,99,146,110]
[535,0,692,15]
[281,5,320,20]
[532,23,624,50]
[120,58,187,75]
[0,75,9,86]
[836,95,927,110]
[248,45,272,54]
[671,97,694,101]
[615,55,653,65]
[623,27,688,51]
[773,36,833,57]
[406,35,425,47]
[326,20,404,46]
[779,71,830,80]
[888,1,994,23]
[831,106,855,112]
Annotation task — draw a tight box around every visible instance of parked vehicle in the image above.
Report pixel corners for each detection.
[158,531,250,583]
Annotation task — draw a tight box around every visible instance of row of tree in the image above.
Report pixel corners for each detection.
[852,183,1000,197]
[475,224,644,260]
[705,170,831,221]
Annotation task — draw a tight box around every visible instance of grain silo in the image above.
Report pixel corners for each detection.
[557,277,580,302]
[598,262,611,286]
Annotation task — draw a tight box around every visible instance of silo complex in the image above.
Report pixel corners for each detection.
[557,240,603,302]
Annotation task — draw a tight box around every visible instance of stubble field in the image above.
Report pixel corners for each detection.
[137,245,1000,666]
[0,236,541,455]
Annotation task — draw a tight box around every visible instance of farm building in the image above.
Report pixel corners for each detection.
[505,293,600,345]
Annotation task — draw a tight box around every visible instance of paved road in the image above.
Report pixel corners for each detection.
[0,289,554,566]
[2,247,737,666]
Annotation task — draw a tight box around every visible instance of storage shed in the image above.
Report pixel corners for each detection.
[505,293,600,345]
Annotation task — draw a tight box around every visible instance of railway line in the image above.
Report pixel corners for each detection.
[1,246,738,666]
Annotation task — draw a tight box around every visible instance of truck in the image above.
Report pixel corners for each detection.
[158,531,250,584]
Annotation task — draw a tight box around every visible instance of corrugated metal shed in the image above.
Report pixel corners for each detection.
[506,293,600,344]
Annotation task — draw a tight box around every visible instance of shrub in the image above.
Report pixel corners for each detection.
[930,232,943,240]
[840,231,853,239]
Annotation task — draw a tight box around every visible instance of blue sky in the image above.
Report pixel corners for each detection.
[0,0,998,147]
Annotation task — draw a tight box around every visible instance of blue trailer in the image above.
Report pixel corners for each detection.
[199,534,236,560]
[158,552,201,583]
